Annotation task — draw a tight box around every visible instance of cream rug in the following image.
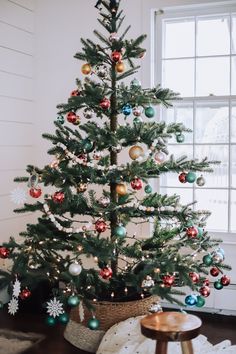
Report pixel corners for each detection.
[97,316,236,354]
[0,329,44,354]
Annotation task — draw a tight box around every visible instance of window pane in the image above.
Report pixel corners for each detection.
[195,145,229,188]
[231,102,236,143]
[163,59,194,97]
[197,16,230,56]
[230,190,236,232]
[195,189,228,232]
[164,19,195,58]
[195,102,229,143]
[231,56,236,95]
[232,15,236,54]
[231,145,236,188]
[160,187,193,205]
[196,57,230,96]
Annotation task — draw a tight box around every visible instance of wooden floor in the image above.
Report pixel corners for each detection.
[0,308,235,354]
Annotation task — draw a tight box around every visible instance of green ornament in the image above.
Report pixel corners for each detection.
[58,313,70,324]
[196,296,205,308]
[46,316,57,326]
[57,115,65,124]
[67,295,80,307]
[87,317,100,330]
[186,171,197,183]
[114,225,126,238]
[176,134,185,143]
[82,139,94,153]
[0,301,4,309]
[145,185,152,194]
[145,106,155,118]
[202,254,213,266]
[214,280,223,290]
[133,117,143,125]
[197,227,204,237]
[130,78,141,89]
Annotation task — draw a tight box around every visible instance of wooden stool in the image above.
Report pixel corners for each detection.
[141,311,202,354]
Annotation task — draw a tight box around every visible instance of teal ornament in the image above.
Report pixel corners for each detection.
[46,316,57,326]
[82,139,94,153]
[196,296,205,308]
[185,294,197,307]
[58,313,70,325]
[114,225,126,238]
[87,317,100,330]
[133,117,143,124]
[0,301,3,309]
[57,115,65,124]
[145,106,155,118]
[197,227,204,237]
[214,280,224,290]
[202,254,213,266]
[186,171,197,183]
[67,295,80,307]
[122,104,132,116]
[145,185,152,194]
[176,133,185,143]
[130,78,141,89]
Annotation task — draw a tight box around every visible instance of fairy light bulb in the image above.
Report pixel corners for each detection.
[77,245,83,251]
[111,292,114,298]
[94,256,98,262]
[124,288,128,294]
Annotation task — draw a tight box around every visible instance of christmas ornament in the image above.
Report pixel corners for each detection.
[67,112,77,124]
[221,275,230,286]
[29,187,42,199]
[19,288,31,300]
[199,286,210,297]
[93,151,102,160]
[111,50,122,62]
[77,183,88,193]
[83,109,94,120]
[87,317,100,330]
[203,254,213,266]
[210,267,220,277]
[81,63,92,75]
[72,116,80,125]
[46,297,64,318]
[148,302,162,313]
[46,316,56,326]
[141,276,154,288]
[57,115,64,124]
[145,106,155,118]
[98,196,110,207]
[99,267,113,280]
[100,97,111,110]
[185,294,197,307]
[197,227,204,237]
[186,171,197,183]
[114,225,126,238]
[78,153,88,163]
[203,278,210,287]
[69,263,82,276]
[12,279,21,298]
[214,280,223,290]
[179,172,187,183]
[131,177,143,190]
[115,61,125,73]
[154,151,166,164]
[162,275,175,287]
[196,175,206,187]
[189,272,200,283]
[0,247,10,259]
[196,296,205,308]
[67,295,80,307]
[129,146,144,160]
[28,173,39,188]
[109,32,119,42]
[53,191,65,204]
[186,226,198,239]
[122,104,132,116]
[96,65,108,78]
[145,185,152,194]
[8,298,19,316]
[176,133,185,143]
[58,313,69,325]
[212,251,224,263]
[116,183,127,196]
[10,187,26,205]
[130,78,141,89]
[139,50,146,58]
[95,219,107,233]
[133,116,143,124]
[82,138,94,152]
[217,247,225,256]
[111,144,122,153]
[133,107,142,117]
[71,89,80,97]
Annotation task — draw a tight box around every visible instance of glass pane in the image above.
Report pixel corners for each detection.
[163,59,194,97]
[196,57,230,96]
[160,187,193,205]
[231,56,236,95]
[232,102,236,143]
[231,145,236,188]
[230,190,236,232]
[197,15,230,56]
[164,19,195,58]
[195,145,229,188]
[232,15,236,54]
[195,189,228,232]
[195,102,229,143]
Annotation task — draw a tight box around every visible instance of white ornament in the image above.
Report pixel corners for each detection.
[10,187,26,205]
[154,152,166,164]
[12,279,21,298]
[69,263,82,276]
[79,301,85,322]
[46,297,64,318]
[8,297,19,315]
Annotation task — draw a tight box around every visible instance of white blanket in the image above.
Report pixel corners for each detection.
[97,316,236,354]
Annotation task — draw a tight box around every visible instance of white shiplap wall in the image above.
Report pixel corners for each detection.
[0,0,35,242]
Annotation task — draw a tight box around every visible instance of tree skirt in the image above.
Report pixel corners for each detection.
[0,329,44,354]
[97,316,236,354]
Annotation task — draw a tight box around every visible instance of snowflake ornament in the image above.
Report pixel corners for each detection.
[8,297,19,315]
[46,297,64,318]
[12,279,21,298]
[10,187,26,205]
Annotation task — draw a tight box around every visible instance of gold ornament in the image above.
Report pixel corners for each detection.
[116,183,128,196]
[115,61,125,73]
[81,63,92,75]
[129,145,144,160]
[77,183,88,193]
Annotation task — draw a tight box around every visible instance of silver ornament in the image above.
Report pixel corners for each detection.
[28,173,39,188]
[69,263,82,276]
[149,302,163,313]
[83,109,94,119]
[96,65,108,78]
[212,251,224,264]
[130,78,141,89]
[154,151,166,164]
[141,275,154,288]
[196,175,206,187]
[109,32,120,42]
[99,196,110,207]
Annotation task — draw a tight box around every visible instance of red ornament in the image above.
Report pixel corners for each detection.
[179,172,187,183]
[100,98,111,110]
[53,191,65,204]
[67,112,77,124]
[199,286,210,297]
[203,278,210,287]
[189,272,200,283]
[0,247,10,259]
[111,50,122,62]
[20,288,31,300]
[99,267,113,280]
[210,267,220,277]
[70,90,80,97]
[95,219,107,233]
[29,188,42,199]
[78,154,88,163]
[131,178,143,190]
[186,226,198,239]
[162,275,175,287]
[220,275,230,286]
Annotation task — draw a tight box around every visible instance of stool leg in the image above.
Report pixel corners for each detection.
[155,341,168,354]
[181,340,194,354]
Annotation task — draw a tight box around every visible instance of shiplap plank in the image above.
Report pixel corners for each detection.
[9,0,35,11]
[0,169,25,195]
[0,122,33,145]
[0,47,33,77]
[0,213,36,241]
[215,288,236,310]
[0,72,33,100]
[0,22,34,55]
[0,146,33,170]
[0,0,34,32]
[0,97,34,123]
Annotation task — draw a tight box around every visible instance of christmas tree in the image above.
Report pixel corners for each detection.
[0,0,231,327]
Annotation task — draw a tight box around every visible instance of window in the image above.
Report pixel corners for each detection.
[156,4,236,234]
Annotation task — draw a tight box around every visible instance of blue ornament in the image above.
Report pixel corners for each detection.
[216,247,225,257]
[114,225,126,238]
[186,171,197,183]
[122,104,132,116]
[185,294,197,307]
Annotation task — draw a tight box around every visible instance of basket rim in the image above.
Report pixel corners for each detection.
[90,295,159,306]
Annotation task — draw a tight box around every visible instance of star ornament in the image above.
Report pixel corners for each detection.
[10,187,26,205]
[12,279,21,298]
[46,297,64,318]
[8,297,19,315]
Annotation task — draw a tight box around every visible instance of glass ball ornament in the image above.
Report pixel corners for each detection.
[196,175,206,187]
[116,62,125,73]
[142,275,154,288]
[130,78,141,89]
[129,145,144,160]
[212,251,224,264]
[189,272,200,283]
[179,172,187,183]
[145,106,155,118]
[71,89,80,97]
[109,32,120,42]
[199,286,210,297]
[214,280,223,290]
[154,152,166,164]
[67,295,80,307]
[122,104,132,116]
[53,191,65,204]
[83,109,94,120]
[116,183,128,196]
[145,185,152,194]
[99,267,113,280]
[185,294,197,307]
[0,247,10,259]
[203,278,210,287]
[100,97,111,110]
[210,267,220,277]
[69,263,82,276]
[111,50,122,62]
[67,112,77,124]
[221,275,230,286]
[98,196,110,208]
[197,227,204,237]
[46,316,57,326]
[29,187,42,199]
[217,247,225,256]
[196,295,205,308]
[57,115,64,124]
[82,138,94,152]
[133,107,142,117]
[186,226,198,239]
[87,317,100,330]
[95,219,107,233]
[202,254,213,266]
[58,313,69,325]
[176,133,185,143]
[114,225,126,238]
[133,117,143,125]
[19,288,31,300]
[77,183,88,193]
[96,65,108,78]
[186,171,197,183]
[162,275,175,287]
[81,63,92,75]
[131,177,143,190]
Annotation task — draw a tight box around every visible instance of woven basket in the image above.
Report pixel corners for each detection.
[64,295,159,353]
